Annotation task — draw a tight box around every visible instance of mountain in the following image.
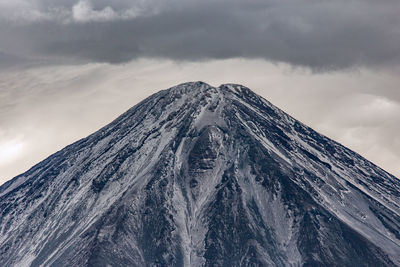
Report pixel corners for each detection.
[1,82,400,266]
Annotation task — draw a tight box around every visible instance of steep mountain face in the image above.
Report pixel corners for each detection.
[1,82,400,267]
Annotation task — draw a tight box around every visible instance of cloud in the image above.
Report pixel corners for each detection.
[0,138,24,166]
[72,0,116,22]
[0,0,399,70]
[0,52,24,69]
[71,0,142,23]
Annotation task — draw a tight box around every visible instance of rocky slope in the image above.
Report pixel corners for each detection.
[1,82,400,266]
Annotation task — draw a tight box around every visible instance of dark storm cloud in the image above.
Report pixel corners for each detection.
[0,52,25,69]
[1,0,400,70]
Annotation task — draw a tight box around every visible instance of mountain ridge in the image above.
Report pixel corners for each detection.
[1,81,400,266]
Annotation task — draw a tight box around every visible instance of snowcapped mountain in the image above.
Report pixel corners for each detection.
[1,82,400,266]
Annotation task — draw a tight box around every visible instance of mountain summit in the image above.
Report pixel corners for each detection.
[1,82,400,266]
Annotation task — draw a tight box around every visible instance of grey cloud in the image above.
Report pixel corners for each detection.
[1,0,400,70]
[0,52,25,69]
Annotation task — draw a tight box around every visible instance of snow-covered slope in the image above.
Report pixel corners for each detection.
[1,82,399,266]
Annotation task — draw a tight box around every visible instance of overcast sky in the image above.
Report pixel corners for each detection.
[1,0,400,184]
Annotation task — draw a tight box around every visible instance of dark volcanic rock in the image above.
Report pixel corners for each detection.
[1,82,400,266]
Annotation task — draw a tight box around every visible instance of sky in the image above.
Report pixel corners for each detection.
[0,0,400,184]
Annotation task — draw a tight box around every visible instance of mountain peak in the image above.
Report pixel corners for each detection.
[166,81,215,95]
[166,81,255,98]
[1,82,399,266]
